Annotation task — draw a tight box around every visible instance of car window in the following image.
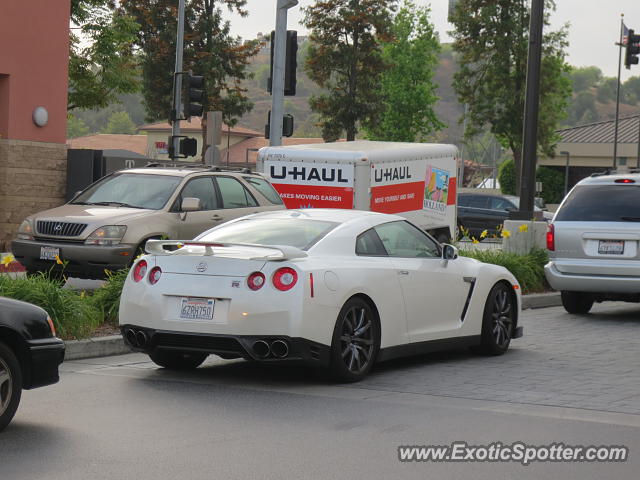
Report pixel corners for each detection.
[466,195,489,208]
[197,218,338,250]
[72,173,182,210]
[216,176,258,208]
[356,228,388,256]
[177,177,218,211]
[489,197,515,211]
[373,221,440,258]
[243,176,283,205]
[555,185,640,221]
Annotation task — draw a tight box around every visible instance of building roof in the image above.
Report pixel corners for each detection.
[67,134,148,156]
[557,114,640,144]
[138,118,261,137]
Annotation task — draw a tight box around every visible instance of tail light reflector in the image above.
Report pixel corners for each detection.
[273,267,298,291]
[546,224,555,251]
[247,271,266,291]
[133,260,147,282]
[148,266,162,285]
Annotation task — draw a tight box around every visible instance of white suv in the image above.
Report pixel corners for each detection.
[545,171,640,313]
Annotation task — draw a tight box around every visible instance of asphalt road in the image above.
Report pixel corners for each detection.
[1,303,638,479]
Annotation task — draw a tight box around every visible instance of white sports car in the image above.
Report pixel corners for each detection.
[119,209,522,382]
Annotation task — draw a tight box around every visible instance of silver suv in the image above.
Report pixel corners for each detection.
[12,166,285,279]
[545,171,640,313]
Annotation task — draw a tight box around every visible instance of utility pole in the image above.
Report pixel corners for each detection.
[613,14,625,169]
[513,0,544,220]
[270,0,298,147]
[170,0,187,160]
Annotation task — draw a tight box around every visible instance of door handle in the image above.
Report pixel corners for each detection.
[398,270,409,275]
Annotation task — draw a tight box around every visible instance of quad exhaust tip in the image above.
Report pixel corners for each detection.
[252,340,270,358]
[125,328,148,348]
[270,340,289,358]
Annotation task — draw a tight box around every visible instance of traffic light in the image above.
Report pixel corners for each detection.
[168,135,198,158]
[264,112,294,139]
[185,73,204,120]
[267,30,298,96]
[625,29,640,69]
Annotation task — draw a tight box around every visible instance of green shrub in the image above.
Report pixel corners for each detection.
[536,166,564,203]
[498,158,516,195]
[89,268,129,325]
[0,273,100,339]
[459,247,549,293]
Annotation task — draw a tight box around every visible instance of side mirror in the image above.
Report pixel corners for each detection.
[442,244,458,260]
[181,197,200,212]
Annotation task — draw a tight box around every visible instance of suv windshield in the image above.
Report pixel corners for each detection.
[197,218,338,250]
[555,185,640,221]
[72,173,182,210]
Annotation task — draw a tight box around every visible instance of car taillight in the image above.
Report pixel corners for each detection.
[47,316,56,337]
[546,224,555,251]
[247,272,266,291]
[148,266,162,285]
[615,178,635,183]
[133,260,147,282]
[272,267,297,291]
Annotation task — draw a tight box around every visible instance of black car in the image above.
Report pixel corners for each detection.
[457,192,544,240]
[0,297,65,431]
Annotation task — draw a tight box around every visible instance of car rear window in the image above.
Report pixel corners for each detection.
[243,176,283,205]
[197,218,338,250]
[555,185,640,221]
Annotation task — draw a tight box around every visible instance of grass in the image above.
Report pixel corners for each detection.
[458,247,549,293]
[89,268,129,326]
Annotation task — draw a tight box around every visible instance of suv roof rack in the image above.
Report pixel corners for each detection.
[590,168,640,177]
[143,162,255,174]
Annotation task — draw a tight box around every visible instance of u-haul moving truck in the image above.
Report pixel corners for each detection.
[257,141,458,242]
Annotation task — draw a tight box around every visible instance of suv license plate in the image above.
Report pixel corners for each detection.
[598,240,624,255]
[179,297,215,321]
[40,246,60,261]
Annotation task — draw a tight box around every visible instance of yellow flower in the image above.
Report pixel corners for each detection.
[1,254,15,267]
[55,254,64,265]
[480,230,488,239]
[80,290,86,299]
[472,238,479,244]
[501,229,511,239]
[518,224,529,233]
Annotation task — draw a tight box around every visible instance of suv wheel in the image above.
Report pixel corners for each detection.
[561,291,594,314]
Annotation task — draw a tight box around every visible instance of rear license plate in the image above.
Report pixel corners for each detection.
[598,240,624,255]
[179,297,215,321]
[40,246,60,261]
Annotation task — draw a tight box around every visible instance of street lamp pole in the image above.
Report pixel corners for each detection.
[560,150,570,196]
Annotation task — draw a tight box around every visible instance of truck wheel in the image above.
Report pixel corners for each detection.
[0,342,22,432]
[561,291,593,314]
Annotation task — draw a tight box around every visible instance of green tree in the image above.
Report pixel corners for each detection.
[569,66,602,93]
[450,0,572,194]
[121,1,259,136]
[499,158,565,203]
[498,158,516,196]
[363,1,444,142]
[302,0,397,141]
[68,0,140,110]
[102,111,137,134]
[596,77,618,103]
[67,115,91,138]
[566,91,598,126]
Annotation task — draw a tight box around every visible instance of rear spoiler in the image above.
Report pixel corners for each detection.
[144,240,308,261]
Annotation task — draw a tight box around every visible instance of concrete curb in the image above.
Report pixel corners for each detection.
[521,292,562,310]
[64,293,563,361]
[64,335,132,361]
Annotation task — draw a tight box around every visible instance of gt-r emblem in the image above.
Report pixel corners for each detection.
[231,280,240,288]
[196,262,208,272]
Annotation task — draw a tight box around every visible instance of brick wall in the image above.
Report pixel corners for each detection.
[0,139,67,251]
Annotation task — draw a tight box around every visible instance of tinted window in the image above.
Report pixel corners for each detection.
[177,177,218,211]
[243,176,283,205]
[489,197,515,210]
[374,221,440,258]
[555,185,640,221]
[356,229,387,256]
[72,173,181,210]
[465,195,489,208]
[216,177,258,208]
[198,218,338,250]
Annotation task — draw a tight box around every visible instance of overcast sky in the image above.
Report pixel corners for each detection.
[222,0,640,81]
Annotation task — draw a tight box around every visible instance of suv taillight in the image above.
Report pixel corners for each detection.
[133,260,147,282]
[546,224,555,251]
[272,267,297,291]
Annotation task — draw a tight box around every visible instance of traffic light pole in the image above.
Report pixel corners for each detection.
[613,15,625,169]
[512,0,544,220]
[270,0,298,147]
[170,0,187,160]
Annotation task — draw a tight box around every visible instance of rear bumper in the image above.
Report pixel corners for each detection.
[12,239,136,279]
[120,325,331,367]
[545,261,640,293]
[24,338,65,389]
